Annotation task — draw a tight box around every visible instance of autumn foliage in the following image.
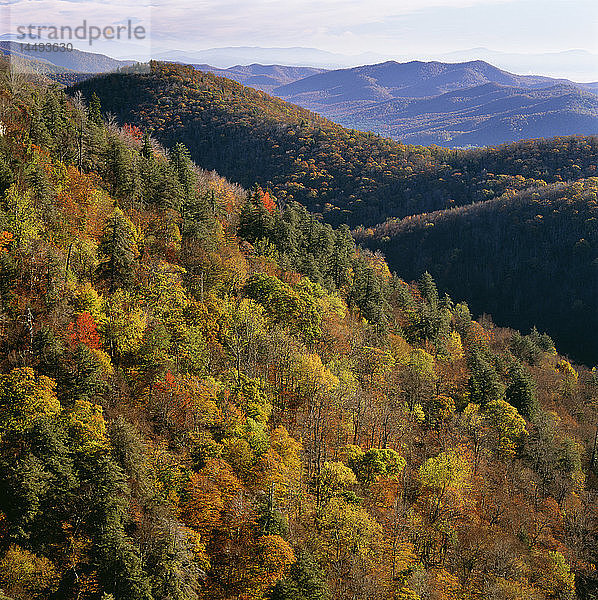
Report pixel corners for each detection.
[0,60,595,600]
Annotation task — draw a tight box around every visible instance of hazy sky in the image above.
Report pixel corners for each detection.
[3,0,598,76]
[157,0,598,55]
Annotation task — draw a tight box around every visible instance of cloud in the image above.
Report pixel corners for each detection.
[2,0,596,59]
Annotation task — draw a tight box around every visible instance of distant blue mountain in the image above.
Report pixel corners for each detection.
[193,64,327,92]
[266,60,598,146]
[154,46,382,69]
[0,41,134,74]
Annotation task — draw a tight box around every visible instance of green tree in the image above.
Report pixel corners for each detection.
[484,399,528,457]
[98,208,139,292]
[270,551,330,600]
[346,445,406,485]
[468,350,505,406]
[506,360,539,418]
[0,368,60,439]
[89,92,103,125]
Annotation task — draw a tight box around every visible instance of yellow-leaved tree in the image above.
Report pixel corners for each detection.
[0,368,60,439]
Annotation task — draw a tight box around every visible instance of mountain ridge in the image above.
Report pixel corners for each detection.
[269,59,598,146]
[273,59,580,100]
[0,40,135,74]
[191,63,328,92]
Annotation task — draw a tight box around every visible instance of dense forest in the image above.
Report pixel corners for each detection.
[357,179,598,365]
[0,63,597,600]
[71,63,598,228]
[69,63,598,365]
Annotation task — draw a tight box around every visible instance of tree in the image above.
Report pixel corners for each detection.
[223,297,268,377]
[88,92,103,125]
[251,535,295,591]
[318,461,357,502]
[101,289,147,360]
[140,132,153,159]
[98,208,139,292]
[418,450,470,524]
[67,311,101,350]
[506,361,538,418]
[270,551,330,600]
[315,497,382,595]
[398,348,437,412]
[0,368,60,439]
[346,446,406,486]
[65,397,109,456]
[244,274,322,344]
[417,271,438,307]
[0,545,59,600]
[105,138,136,201]
[484,399,527,457]
[349,258,388,333]
[418,450,470,493]
[467,350,505,406]
[3,185,42,248]
[537,551,576,600]
[169,142,196,202]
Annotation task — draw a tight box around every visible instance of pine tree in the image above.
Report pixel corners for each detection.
[506,360,538,418]
[169,142,196,203]
[89,92,103,126]
[140,133,153,160]
[418,271,438,307]
[98,208,138,292]
[269,551,330,600]
[105,138,136,201]
[468,350,505,406]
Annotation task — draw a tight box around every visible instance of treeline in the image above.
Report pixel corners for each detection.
[357,179,598,364]
[0,64,596,600]
[70,62,598,228]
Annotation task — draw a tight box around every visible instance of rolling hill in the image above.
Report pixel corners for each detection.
[70,62,598,228]
[0,41,135,74]
[3,62,598,600]
[336,82,598,146]
[274,60,575,102]
[70,62,598,362]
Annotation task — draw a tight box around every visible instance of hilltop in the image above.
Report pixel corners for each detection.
[0,41,134,75]
[192,63,327,92]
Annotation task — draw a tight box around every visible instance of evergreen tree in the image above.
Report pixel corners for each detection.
[327,225,354,290]
[269,552,330,600]
[506,360,539,418]
[468,350,505,406]
[98,208,138,292]
[169,142,196,202]
[89,92,103,126]
[105,138,136,201]
[349,258,387,333]
[418,271,438,307]
[140,133,153,160]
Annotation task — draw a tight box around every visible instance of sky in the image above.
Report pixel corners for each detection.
[2,0,598,79]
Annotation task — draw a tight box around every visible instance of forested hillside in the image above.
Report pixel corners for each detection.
[69,63,598,365]
[0,63,597,600]
[71,62,598,228]
[357,179,598,364]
